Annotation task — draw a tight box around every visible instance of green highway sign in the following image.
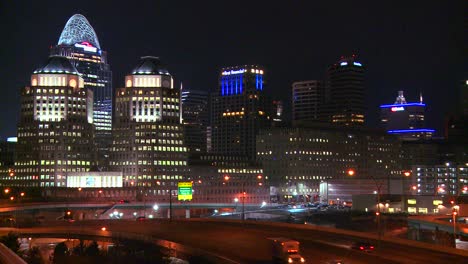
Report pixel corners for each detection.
[178,181,193,201]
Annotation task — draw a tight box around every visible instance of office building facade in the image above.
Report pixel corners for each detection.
[181,89,209,155]
[257,126,402,202]
[326,56,365,126]
[211,65,272,160]
[292,80,325,124]
[411,163,468,197]
[14,56,95,187]
[111,56,188,190]
[380,91,434,140]
[51,14,112,168]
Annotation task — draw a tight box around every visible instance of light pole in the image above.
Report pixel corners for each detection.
[224,175,262,221]
[452,205,459,247]
[347,169,384,247]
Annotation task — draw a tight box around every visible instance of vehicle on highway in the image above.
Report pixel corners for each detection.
[351,241,375,252]
[136,216,147,221]
[268,237,306,263]
[118,199,130,204]
[325,260,344,264]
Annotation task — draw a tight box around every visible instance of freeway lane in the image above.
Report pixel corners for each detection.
[11,219,468,264]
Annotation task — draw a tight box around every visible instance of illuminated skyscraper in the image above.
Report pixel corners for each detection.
[211,65,272,159]
[326,56,365,126]
[51,14,112,169]
[380,91,434,140]
[15,56,95,187]
[111,56,187,188]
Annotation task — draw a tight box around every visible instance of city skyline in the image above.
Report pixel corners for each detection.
[0,0,465,139]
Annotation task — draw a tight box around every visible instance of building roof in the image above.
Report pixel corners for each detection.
[58,14,101,49]
[131,56,170,75]
[33,56,79,75]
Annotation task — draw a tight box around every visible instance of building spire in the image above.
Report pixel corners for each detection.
[395,91,407,104]
[419,92,423,103]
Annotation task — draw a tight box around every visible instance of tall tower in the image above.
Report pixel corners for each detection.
[111,56,187,188]
[15,56,95,187]
[181,89,209,156]
[211,66,272,160]
[51,14,112,169]
[292,80,325,125]
[326,56,365,126]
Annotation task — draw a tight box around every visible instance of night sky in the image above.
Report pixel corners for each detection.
[0,0,465,140]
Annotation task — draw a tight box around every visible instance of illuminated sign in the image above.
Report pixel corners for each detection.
[178,182,193,201]
[6,137,17,143]
[74,42,97,53]
[222,69,245,76]
[340,62,348,66]
[353,62,362,66]
[432,200,443,206]
[387,129,435,134]
[380,103,425,108]
[391,106,405,112]
[407,199,417,205]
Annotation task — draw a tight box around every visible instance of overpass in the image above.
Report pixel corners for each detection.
[2,219,467,264]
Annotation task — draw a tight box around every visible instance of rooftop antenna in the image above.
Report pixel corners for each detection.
[395,91,407,104]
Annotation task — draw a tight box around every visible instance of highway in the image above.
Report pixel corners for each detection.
[6,219,467,264]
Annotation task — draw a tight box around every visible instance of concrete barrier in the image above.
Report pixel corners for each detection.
[0,242,26,264]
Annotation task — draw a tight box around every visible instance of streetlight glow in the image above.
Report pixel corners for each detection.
[153,204,159,210]
[347,169,355,176]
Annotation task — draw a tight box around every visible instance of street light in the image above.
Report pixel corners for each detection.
[452,205,459,245]
[223,175,263,221]
[347,169,383,247]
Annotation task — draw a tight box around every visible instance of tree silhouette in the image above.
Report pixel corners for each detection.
[85,241,100,256]
[25,246,43,264]
[53,242,68,263]
[0,232,20,253]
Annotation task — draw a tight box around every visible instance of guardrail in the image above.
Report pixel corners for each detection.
[17,227,239,264]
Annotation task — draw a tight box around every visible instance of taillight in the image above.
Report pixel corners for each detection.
[359,246,364,250]
[288,258,293,263]
[370,246,374,249]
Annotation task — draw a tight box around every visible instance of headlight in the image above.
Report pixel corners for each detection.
[288,258,293,263]
[301,257,305,262]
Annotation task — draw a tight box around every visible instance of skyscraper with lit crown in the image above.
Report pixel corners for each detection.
[15,56,95,187]
[211,65,272,160]
[51,14,112,169]
[326,55,365,126]
[111,56,187,189]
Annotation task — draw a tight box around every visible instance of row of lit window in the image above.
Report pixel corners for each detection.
[218,168,263,174]
[134,146,186,152]
[39,160,91,166]
[135,160,187,166]
[135,124,180,130]
[285,175,326,180]
[282,151,333,155]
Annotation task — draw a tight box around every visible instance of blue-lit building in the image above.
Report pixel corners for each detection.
[380,91,435,140]
[50,14,112,169]
[211,66,272,160]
